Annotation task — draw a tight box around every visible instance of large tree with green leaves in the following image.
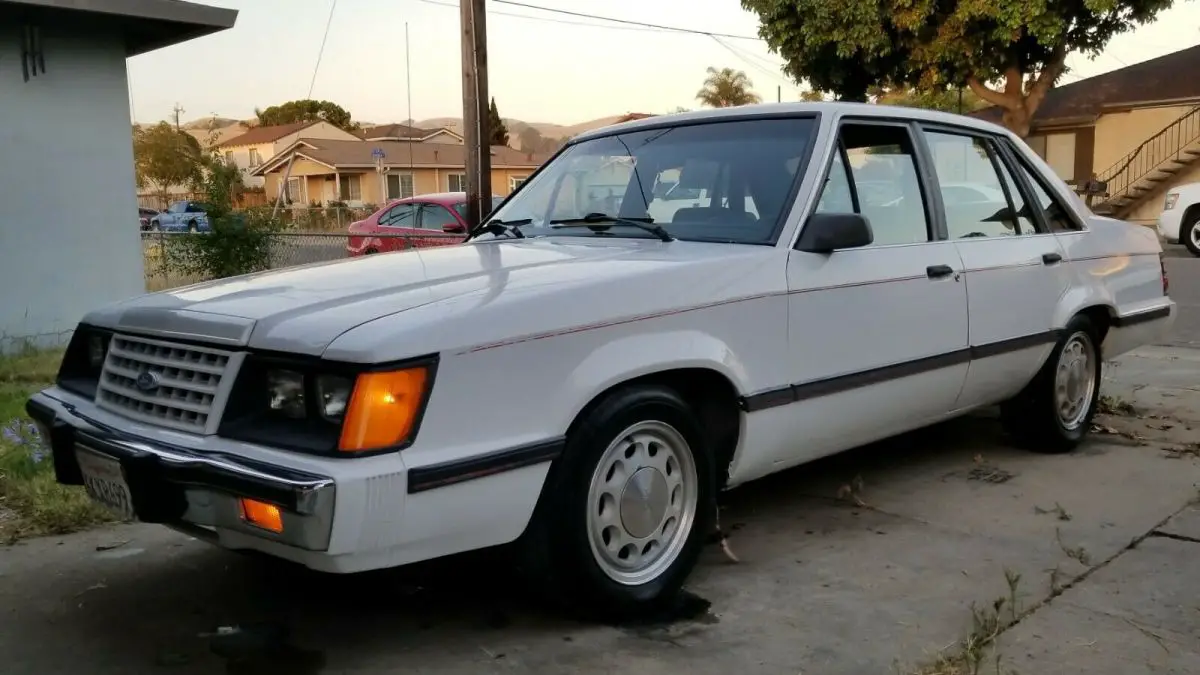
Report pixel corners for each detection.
[133,122,203,198]
[696,67,763,108]
[742,0,1175,136]
[488,98,510,146]
[870,85,988,114]
[248,99,358,131]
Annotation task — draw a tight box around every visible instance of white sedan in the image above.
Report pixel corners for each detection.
[28,103,1175,619]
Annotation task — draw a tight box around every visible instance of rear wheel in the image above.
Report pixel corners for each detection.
[363,248,379,255]
[187,220,198,233]
[517,384,714,620]
[1001,314,1102,453]
[1183,211,1200,257]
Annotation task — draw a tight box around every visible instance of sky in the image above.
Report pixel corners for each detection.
[128,0,1200,127]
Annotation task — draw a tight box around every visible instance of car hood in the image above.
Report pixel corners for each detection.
[85,238,776,357]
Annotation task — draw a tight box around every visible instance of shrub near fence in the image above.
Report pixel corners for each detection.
[142,231,464,292]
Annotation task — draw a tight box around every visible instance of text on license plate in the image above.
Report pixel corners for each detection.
[75,448,136,520]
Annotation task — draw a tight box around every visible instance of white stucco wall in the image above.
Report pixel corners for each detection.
[0,24,144,351]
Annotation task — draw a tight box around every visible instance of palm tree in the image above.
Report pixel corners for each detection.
[695,67,762,108]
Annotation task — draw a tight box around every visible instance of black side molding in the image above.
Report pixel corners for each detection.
[739,330,1061,413]
[407,437,565,494]
[1111,306,1171,328]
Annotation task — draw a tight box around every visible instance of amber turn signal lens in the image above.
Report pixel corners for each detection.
[239,498,283,533]
[338,367,428,452]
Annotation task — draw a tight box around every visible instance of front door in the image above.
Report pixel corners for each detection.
[919,128,1072,409]
[776,120,970,470]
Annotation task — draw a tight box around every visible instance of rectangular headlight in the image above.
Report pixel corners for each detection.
[57,325,112,398]
[1165,193,1178,210]
[219,355,437,456]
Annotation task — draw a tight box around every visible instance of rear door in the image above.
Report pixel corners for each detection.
[377,202,418,251]
[919,126,1071,409]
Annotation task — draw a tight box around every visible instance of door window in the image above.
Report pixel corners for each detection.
[379,203,416,227]
[1003,143,1083,232]
[924,131,1033,238]
[813,123,930,246]
[419,204,459,230]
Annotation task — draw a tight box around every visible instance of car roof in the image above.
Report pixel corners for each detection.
[570,101,1015,144]
[384,192,504,208]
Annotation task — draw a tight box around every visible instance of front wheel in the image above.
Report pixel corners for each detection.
[187,221,198,233]
[1182,212,1200,257]
[517,384,714,620]
[1001,314,1102,453]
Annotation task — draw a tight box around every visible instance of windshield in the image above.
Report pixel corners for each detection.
[483,117,816,244]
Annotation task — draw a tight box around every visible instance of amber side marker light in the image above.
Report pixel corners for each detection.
[240,498,284,533]
[339,367,429,452]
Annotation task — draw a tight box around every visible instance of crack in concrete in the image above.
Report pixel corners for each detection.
[1147,530,1200,545]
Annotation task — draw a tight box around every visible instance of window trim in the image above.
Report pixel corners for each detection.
[994,138,1088,233]
[447,172,467,192]
[508,175,528,191]
[795,117,941,250]
[387,172,415,200]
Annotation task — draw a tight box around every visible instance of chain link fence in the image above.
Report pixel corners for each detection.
[142,231,464,292]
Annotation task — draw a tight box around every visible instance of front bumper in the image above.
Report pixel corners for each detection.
[26,391,336,551]
[1157,209,1183,243]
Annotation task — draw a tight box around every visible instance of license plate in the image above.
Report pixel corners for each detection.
[75,449,136,521]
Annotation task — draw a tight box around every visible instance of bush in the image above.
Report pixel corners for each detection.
[164,210,285,280]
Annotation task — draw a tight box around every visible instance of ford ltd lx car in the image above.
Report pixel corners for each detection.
[28,103,1175,618]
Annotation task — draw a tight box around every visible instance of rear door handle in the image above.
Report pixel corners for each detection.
[1042,252,1063,265]
[926,264,955,279]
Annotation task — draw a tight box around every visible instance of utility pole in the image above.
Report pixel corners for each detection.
[777,85,781,103]
[172,103,185,131]
[459,0,491,230]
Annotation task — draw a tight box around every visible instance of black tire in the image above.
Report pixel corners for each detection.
[1182,211,1200,257]
[1001,314,1102,453]
[187,221,198,233]
[516,384,715,620]
[363,248,379,255]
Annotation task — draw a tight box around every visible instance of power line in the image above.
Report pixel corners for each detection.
[709,35,796,91]
[417,0,663,33]
[308,0,338,98]
[489,0,763,41]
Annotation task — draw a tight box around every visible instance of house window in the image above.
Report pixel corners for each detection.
[509,176,528,192]
[249,148,262,167]
[339,175,362,202]
[285,177,306,203]
[387,173,415,200]
[448,173,467,192]
[224,150,234,164]
[1025,133,1076,182]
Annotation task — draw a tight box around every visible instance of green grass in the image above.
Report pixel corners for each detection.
[0,346,113,542]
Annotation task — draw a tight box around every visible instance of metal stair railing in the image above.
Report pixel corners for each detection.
[1095,105,1200,205]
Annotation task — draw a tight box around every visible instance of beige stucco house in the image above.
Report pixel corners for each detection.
[252,139,550,206]
[973,45,1200,225]
[216,120,361,189]
[357,123,464,144]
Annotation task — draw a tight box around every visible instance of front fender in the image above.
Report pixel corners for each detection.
[561,329,750,426]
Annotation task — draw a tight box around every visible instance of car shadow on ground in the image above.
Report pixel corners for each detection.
[19,411,1062,673]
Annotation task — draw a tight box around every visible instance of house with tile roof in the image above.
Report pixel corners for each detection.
[971,44,1200,224]
[252,138,551,207]
[216,120,361,189]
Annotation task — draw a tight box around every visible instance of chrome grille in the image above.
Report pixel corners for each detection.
[96,334,239,434]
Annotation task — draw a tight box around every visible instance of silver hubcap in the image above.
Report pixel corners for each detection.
[586,420,698,586]
[1055,331,1096,430]
[1190,222,1200,248]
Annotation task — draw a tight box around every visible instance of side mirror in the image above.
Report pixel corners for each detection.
[443,223,466,233]
[796,212,873,253]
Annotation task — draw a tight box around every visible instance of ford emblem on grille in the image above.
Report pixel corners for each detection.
[135,371,161,392]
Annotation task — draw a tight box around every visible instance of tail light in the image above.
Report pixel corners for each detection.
[1161,253,1169,295]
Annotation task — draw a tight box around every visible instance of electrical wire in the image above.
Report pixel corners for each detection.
[709,34,795,90]
[489,0,762,41]
[308,0,339,98]
[417,0,663,34]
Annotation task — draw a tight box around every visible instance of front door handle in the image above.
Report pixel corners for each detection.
[926,264,955,279]
[1042,252,1063,265]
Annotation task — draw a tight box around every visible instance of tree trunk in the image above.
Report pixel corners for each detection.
[1001,106,1032,138]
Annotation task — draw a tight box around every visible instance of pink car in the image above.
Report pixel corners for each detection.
[346,192,502,256]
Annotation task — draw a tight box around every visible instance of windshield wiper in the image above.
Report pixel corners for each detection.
[467,217,530,241]
[549,213,674,242]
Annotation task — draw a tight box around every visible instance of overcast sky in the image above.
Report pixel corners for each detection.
[128,0,1200,126]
